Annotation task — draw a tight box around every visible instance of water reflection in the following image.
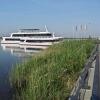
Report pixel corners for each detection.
[0,43,43,100]
[1,44,42,57]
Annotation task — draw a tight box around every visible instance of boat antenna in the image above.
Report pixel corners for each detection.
[53,32,55,37]
[45,25,48,32]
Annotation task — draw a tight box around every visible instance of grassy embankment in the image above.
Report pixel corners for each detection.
[10,40,95,100]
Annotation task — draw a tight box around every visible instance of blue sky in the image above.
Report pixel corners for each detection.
[0,0,100,37]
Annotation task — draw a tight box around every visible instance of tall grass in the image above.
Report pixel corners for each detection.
[10,40,95,100]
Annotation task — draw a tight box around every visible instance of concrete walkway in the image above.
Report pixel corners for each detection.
[91,45,100,100]
[69,45,100,100]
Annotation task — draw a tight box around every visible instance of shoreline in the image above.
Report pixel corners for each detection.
[9,40,95,100]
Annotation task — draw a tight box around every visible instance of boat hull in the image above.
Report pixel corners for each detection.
[19,42,53,46]
[1,40,20,44]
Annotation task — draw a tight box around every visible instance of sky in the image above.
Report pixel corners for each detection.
[0,0,100,37]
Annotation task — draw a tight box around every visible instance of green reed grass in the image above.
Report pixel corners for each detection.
[10,40,95,100]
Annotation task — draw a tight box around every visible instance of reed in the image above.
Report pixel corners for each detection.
[10,40,95,100]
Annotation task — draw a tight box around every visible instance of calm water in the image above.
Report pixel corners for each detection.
[0,44,41,100]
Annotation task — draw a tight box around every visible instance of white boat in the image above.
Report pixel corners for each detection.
[1,26,63,47]
[19,36,62,46]
[1,37,20,44]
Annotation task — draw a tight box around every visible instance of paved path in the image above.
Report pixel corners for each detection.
[92,45,100,100]
[69,45,100,100]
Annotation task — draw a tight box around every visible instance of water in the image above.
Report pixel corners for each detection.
[0,44,41,100]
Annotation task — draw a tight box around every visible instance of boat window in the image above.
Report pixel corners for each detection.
[20,40,25,42]
[5,38,20,41]
[26,40,58,43]
[12,34,52,37]
[12,34,25,37]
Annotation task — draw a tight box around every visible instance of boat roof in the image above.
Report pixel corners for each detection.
[19,29,40,32]
[12,31,52,34]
